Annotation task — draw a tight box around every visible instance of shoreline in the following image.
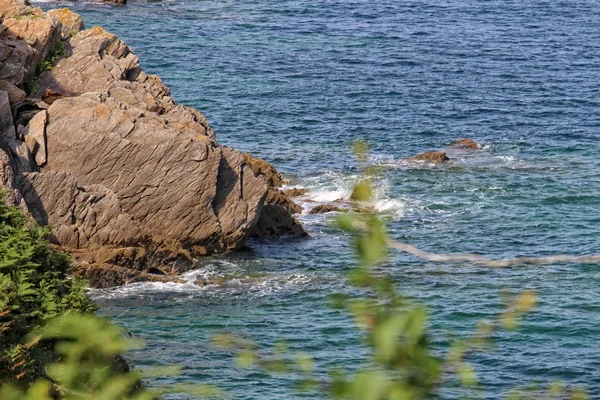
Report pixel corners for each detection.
[0,0,307,288]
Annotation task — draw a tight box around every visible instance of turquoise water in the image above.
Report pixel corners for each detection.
[37,0,600,397]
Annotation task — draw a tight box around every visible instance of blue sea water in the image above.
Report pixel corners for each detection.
[36,0,600,397]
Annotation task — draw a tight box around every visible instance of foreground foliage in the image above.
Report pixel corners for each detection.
[0,197,221,399]
[0,140,592,399]
[215,143,590,399]
[0,194,95,386]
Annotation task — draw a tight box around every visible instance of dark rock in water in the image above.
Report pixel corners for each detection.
[407,151,450,164]
[99,0,127,4]
[253,203,307,238]
[251,181,306,239]
[243,153,307,238]
[309,204,343,214]
[283,188,308,197]
[452,138,480,149]
[0,1,306,288]
[267,189,302,214]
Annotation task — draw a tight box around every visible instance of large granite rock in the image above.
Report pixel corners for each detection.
[0,2,306,287]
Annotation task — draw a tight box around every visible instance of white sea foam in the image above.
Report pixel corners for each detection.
[373,198,406,219]
[89,262,317,300]
[288,170,407,221]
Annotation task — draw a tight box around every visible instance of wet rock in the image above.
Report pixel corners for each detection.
[243,153,308,238]
[309,204,343,214]
[251,187,305,237]
[195,278,227,286]
[253,203,306,238]
[452,138,480,149]
[283,188,308,197]
[76,262,184,289]
[407,151,450,164]
[99,0,127,5]
[266,188,302,214]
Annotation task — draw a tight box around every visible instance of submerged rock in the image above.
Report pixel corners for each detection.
[451,138,480,149]
[407,151,450,164]
[0,1,306,288]
[309,204,343,214]
[99,0,127,5]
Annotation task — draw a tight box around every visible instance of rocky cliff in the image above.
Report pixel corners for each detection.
[0,0,306,287]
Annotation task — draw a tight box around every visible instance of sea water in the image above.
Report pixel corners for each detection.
[35,0,600,397]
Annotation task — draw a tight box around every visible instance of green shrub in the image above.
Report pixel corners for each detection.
[0,194,96,387]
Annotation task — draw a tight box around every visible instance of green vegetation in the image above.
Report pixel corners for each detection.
[0,313,223,400]
[37,41,66,75]
[0,195,220,399]
[0,193,95,387]
[25,40,67,95]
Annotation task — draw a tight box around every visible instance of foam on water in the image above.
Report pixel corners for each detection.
[89,262,318,300]
[287,168,408,221]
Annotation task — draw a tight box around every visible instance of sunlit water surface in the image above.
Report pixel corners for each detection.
[36,0,600,397]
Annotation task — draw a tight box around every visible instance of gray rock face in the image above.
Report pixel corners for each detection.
[0,1,306,287]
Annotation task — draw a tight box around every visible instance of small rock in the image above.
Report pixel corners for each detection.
[195,278,227,286]
[15,109,40,127]
[283,188,308,197]
[0,81,26,104]
[42,89,66,105]
[23,110,47,167]
[309,204,343,214]
[452,138,480,149]
[407,151,450,164]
